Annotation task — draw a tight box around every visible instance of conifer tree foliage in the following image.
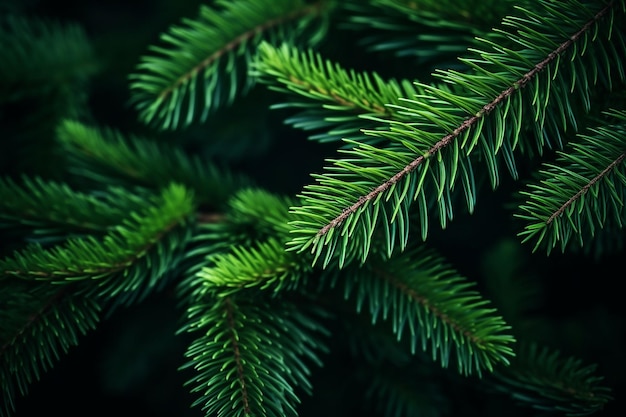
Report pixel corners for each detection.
[1,0,625,416]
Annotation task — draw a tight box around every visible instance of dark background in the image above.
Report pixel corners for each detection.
[1,1,625,416]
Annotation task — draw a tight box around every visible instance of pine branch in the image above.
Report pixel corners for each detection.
[2,1,624,416]
[340,0,517,68]
[332,244,515,377]
[0,183,194,302]
[288,0,626,268]
[177,188,299,308]
[363,360,448,417]
[199,238,310,296]
[0,279,101,417]
[252,41,423,143]
[128,0,333,130]
[516,109,626,255]
[0,175,152,241]
[179,296,329,417]
[57,119,249,209]
[0,15,98,104]
[337,311,450,417]
[189,188,297,269]
[221,188,296,240]
[489,342,613,416]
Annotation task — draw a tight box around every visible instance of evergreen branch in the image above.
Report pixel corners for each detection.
[368,0,518,27]
[340,0,517,67]
[0,15,98,104]
[57,119,249,209]
[0,183,194,301]
[489,342,613,416]
[252,41,422,143]
[516,109,626,254]
[363,361,448,417]
[0,175,151,237]
[288,0,625,267]
[128,0,333,130]
[0,279,101,417]
[339,313,450,417]
[177,188,298,308]
[202,187,298,251]
[2,1,625,416]
[179,296,329,417]
[337,245,515,376]
[223,188,296,239]
[199,238,310,296]
[175,223,222,308]
[177,188,299,307]
[323,2,614,233]
[188,188,297,271]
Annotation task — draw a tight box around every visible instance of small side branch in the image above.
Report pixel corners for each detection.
[158,1,327,103]
[224,297,251,415]
[547,151,626,224]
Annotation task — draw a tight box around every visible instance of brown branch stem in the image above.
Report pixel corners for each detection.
[157,1,327,103]
[224,297,251,415]
[547,151,626,224]
[374,267,483,346]
[317,2,614,238]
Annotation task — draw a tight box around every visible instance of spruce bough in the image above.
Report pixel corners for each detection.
[1,0,624,416]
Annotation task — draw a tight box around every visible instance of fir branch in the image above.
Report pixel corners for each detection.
[0,15,98,104]
[0,279,101,417]
[57,119,249,209]
[288,0,625,267]
[335,244,515,376]
[516,109,626,254]
[489,342,613,416]
[223,188,296,239]
[324,2,614,233]
[179,296,329,417]
[0,175,151,237]
[252,41,422,143]
[363,361,448,417]
[198,237,310,296]
[340,0,517,68]
[187,188,297,270]
[339,313,449,417]
[176,188,310,326]
[2,1,624,416]
[0,183,194,301]
[177,188,299,307]
[128,0,333,130]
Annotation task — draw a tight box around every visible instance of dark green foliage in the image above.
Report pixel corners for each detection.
[489,343,614,416]
[129,0,334,130]
[339,0,520,71]
[332,245,516,376]
[0,14,99,179]
[0,15,97,104]
[251,41,423,143]
[1,1,624,417]
[56,120,250,209]
[516,109,626,255]
[0,280,101,417]
[286,0,626,268]
[0,183,194,298]
[179,296,329,417]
